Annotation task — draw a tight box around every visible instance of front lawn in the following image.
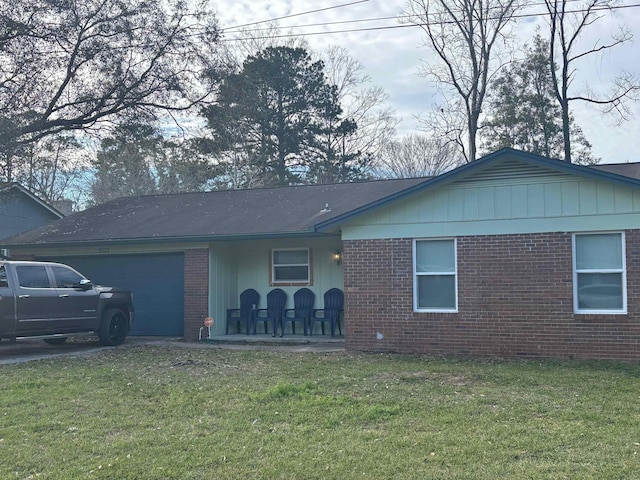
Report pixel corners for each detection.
[1,345,638,479]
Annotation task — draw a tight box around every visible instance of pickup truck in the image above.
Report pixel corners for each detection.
[0,260,134,346]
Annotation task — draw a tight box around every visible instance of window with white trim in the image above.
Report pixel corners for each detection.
[271,248,310,285]
[573,232,626,313]
[414,239,457,312]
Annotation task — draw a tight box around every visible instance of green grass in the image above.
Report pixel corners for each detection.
[1,346,639,479]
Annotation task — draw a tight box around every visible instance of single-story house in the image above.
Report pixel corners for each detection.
[0,182,64,248]
[3,148,640,360]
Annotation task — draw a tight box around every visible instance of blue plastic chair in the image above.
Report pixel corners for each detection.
[226,289,259,335]
[310,288,343,336]
[283,288,315,336]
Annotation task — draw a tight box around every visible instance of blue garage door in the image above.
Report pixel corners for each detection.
[43,253,184,336]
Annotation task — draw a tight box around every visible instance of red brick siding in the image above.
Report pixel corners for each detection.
[344,231,640,360]
[183,248,209,340]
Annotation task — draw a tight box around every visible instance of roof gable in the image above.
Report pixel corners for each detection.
[316,148,640,231]
[0,183,64,218]
[0,183,65,242]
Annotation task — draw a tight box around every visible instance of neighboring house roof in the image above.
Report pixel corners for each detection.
[0,183,65,218]
[590,162,640,179]
[4,148,640,248]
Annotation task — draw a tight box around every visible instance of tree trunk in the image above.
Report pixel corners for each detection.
[561,101,571,163]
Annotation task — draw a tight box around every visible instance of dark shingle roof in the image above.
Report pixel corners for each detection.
[3,178,428,246]
[6,149,640,248]
[590,163,640,179]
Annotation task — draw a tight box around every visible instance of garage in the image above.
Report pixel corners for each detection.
[42,253,185,336]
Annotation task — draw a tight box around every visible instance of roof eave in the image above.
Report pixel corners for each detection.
[2,230,340,249]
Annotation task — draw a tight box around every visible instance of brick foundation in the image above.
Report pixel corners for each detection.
[344,231,640,360]
[183,248,209,340]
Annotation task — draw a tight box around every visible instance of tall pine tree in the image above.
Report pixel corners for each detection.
[203,46,366,187]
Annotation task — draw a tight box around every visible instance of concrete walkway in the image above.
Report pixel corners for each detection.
[147,334,345,353]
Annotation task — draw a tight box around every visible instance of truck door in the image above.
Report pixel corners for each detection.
[49,265,100,330]
[0,265,16,337]
[14,264,64,335]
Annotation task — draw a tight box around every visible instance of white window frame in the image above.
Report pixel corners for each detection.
[572,232,627,314]
[413,238,458,313]
[271,248,311,285]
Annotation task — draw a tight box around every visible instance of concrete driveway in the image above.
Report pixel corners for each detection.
[0,336,165,365]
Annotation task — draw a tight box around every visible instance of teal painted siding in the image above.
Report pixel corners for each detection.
[342,160,640,240]
[208,245,238,336]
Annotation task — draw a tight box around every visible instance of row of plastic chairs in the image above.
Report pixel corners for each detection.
[225,288,344,337]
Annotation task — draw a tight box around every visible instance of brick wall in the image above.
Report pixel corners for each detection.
[344,231,640,360]
[183,248,209,340]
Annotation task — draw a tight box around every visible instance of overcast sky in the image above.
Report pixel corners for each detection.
[213,0,640,164]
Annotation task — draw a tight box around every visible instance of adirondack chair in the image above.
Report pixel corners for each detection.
[254,288,287,336]
[282,288,315,336]
[225,289,259,335]
[310,288,344,337]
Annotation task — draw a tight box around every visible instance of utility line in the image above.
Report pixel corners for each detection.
[220,2,640,41]
[222,0,371,31]
[221,0,588,34]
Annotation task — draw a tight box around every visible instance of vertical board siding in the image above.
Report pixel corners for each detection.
[615,187,634,213]
[543,183,562,216]
[579,181,597,214]
[561,182,580,216]
[597,182,616,213]
[344,162,640,239]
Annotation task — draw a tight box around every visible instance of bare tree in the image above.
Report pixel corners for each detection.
[321,46,398,161]
[418,100,469,160]
[13,134,91,207]
[544,0,640,163]
[372,133,464,179]
[223,21,309,68]
[405,0,521,161]
[0,0,222,180]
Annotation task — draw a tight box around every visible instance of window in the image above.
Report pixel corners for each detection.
[51,265,84,288]
[573,233,626,313]
[414,239,457,312]
[271,249,310,285]
[16,265,51,289]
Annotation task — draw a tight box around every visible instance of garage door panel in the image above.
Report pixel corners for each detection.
[43,253,184,336]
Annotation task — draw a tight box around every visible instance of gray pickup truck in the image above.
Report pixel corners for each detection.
[0,260,134,346]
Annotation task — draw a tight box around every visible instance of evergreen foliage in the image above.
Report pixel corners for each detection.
[484,35,597,165]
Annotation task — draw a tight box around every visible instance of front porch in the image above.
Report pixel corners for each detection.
[185,238,345,340]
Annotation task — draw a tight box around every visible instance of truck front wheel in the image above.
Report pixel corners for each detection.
[98,308,129,346]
